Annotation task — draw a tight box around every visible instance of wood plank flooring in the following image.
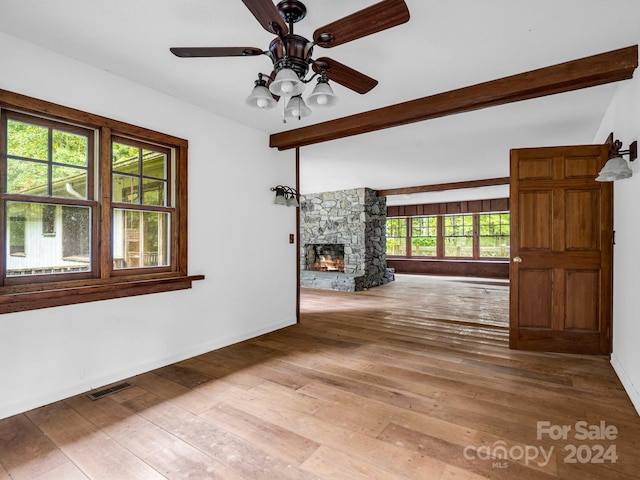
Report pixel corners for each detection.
[1,275,639,479]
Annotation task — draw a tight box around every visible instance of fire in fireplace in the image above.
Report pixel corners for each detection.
[307,244,345,272]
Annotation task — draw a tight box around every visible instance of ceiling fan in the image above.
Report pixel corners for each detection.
[170,0,410,120]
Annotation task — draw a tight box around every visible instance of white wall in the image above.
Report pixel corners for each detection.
[0,33,298,419]
[594,58,640,415]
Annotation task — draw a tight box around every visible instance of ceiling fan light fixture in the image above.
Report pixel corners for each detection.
[246,75,277,110]
[269,67,305,96]
[285,95,312,119]
[171,0,411,122]
[307,78,338,108]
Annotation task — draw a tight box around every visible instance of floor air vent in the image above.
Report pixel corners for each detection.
[86,382,133,400]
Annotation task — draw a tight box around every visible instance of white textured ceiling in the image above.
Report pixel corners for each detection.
[0,0,638,199]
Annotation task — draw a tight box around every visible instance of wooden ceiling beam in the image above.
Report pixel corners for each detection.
[270,45,638,151]
[378,177,510,197]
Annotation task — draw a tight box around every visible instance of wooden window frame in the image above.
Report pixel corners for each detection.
[442,213,475,259]
[387,211,510,262]
[409,215,439,258]
[110,137,173,274]
[477,212,510,258]
[386,217,408,256]
[0,89,203,314]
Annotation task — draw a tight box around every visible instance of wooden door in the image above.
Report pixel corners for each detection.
[510,145,613,354]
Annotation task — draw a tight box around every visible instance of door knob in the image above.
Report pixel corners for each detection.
[512,256,522,263]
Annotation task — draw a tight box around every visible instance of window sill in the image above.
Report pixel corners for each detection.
[0,274,205,314]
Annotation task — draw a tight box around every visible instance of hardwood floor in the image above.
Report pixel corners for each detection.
[1,276,639,479]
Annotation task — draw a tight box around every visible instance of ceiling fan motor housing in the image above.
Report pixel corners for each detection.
[269,35,313,78]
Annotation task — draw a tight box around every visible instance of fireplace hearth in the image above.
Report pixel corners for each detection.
[307,244,345,272]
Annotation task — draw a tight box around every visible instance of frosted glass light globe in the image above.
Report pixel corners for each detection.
[256,98,269,108]
[280,81,293,94]
[307,80,337,108]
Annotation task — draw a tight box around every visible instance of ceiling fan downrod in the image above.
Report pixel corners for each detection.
[277,0,307,32]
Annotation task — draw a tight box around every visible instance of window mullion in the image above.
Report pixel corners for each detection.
[472,213,480,259]
[436,215,444,258]
[47,127,53,197]
[99,127,112,279]
[406,216,412,258]
[0,111,5,285]
[0,109,6,198]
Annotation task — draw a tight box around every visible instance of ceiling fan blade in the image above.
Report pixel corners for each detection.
[313,57,378,94]
[170,47,264,58]
[313,0,409,48]
[241,0,289,35]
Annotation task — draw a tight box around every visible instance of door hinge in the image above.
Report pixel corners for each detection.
[612,230,616,245]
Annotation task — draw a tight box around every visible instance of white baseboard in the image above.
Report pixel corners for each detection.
[0,316,296,420]
[611,354,640,417]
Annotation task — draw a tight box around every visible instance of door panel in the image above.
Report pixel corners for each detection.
[510,145,613,354]
[518,269,553,328]
[519,191,553,250]
[518,157,553,180]
[563,154,601,178]
[564,189,601,250]
[565,270,600,331]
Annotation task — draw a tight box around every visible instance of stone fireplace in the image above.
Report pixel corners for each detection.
[300,188,394,292]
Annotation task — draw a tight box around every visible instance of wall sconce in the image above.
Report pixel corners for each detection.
[596,139,637,182]
[270,185,299,207]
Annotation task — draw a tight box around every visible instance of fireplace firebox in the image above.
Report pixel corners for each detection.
[307,244,345,272]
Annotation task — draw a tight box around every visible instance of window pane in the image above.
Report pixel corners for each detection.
[479,236,510,257]
[143,211,169,266]
[7,120,48,160]
[113,209,169,269]
[52,165,88,199]
[7,159,48,195]
[444,236,474,257]
[112,142,139,174]
[62,206,91,259]
[142,179,166,206]
[443,214,474,257]
[113,174,139,203]
[142,149,167,179]
[6,202,91,276]
[411,216,437,257]
[386,217,407,256]
[443,214,474,236]
[42,205,56,235]
[7,122,90,200]
[52,130,88,166]
[113,142,168,207]
[7,204,26,256]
